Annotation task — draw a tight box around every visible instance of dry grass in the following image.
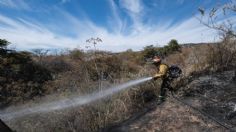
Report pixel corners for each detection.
[3,39,236,132]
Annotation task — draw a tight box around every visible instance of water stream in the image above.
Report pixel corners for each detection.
[0,77,152,121]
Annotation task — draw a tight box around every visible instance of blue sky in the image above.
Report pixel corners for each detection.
[0,0,234,51]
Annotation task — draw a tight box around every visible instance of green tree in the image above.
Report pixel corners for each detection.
[158,39,181,56]
[167,39,181,52]
[142,45,158,59]
[0,39,10,48]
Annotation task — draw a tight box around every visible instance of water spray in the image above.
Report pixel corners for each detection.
[0,77,152,121]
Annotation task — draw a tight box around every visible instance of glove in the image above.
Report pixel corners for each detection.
[152,76,158,80]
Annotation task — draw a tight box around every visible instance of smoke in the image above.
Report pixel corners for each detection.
[0,77,152,121]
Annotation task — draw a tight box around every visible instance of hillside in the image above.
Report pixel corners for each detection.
[1,1,236,131]
[106,70,236,132]
[0,39,236,132]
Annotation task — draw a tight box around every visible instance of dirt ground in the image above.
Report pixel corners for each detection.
[106,70,236,132]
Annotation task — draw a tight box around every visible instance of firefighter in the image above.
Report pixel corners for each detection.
[152,56,172,103]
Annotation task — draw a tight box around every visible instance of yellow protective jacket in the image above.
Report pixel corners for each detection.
[153,64,169,79]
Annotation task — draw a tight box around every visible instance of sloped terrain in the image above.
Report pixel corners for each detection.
[106,70,236,132]
[180,71,236,128]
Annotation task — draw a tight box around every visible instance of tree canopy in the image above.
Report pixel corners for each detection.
[0,39,10,48]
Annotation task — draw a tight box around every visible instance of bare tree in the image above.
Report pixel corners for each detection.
[198,0,236,37]
[86,37,103,89]
[32,49,49,65]
[86,37,102,51]
[198,0,236,70]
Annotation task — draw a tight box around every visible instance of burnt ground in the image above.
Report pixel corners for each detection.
[105,70,236,132]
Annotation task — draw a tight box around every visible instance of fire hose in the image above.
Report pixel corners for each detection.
[170,91,235,131]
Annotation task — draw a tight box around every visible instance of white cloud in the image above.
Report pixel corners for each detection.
[1,1,232,52]
[0,0,30,10]
[0,12,220,52]
[118,0,146,34]
[119,0,143,13]
[60,0,71,4]
[0,14,80,50]
[108,0,124,34]
[0,0,15,8]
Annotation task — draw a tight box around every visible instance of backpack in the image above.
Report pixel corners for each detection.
[168,65,182,79]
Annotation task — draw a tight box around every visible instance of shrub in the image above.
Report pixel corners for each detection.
[167,39,181,52]
[198,1,236,71]
[142,45,159,60]
[205,38,236,71]
[0,39,10,49]
[43,57,72,73]
[0,39,52,107]
[159,39,181,56]
[84,56,123,81]
[69,49,85,60]
[141,40,181,60]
